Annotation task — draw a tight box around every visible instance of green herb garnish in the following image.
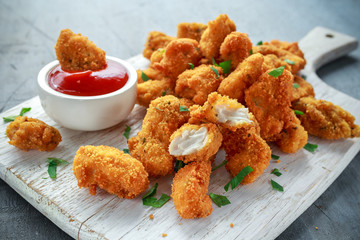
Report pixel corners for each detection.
[210,66,220,79]
[271,154,280,160]
[211,160,227,172]
[224,166,253,192]
[250,48,253,55]
[209,193,231,207]
[174,160,185,173]
[268,66,285,78]
[212,58,218,66]
[294,110,304,115]
[293,83,300,89]
[142,183,170,208]
[179,106,189,112]
[256,41,263,45]
[271,179,284,192]
[123,125,131,139]
[161,91,166,96]
[188,63,194,69]
[271,168,282,177]
[304,143,318,153]
[141,72,150,82]
[123,149,130,154]
[47,158,69,179]
[284,59,295,65]
[219,60,231,74]
[301,74,307,80]
[3,107,31,123]
[157,48,165,53]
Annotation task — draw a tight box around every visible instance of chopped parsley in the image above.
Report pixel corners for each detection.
[301,74,307,80]
[268,66,285,78]
[250,48,253,55]
[3,107,31,123]
[210,66,220,79]
[211,160,227,172]
[142,183,170,208]
[294,110,304,115]
[256,41,263,46]
[284,59,295,65]
[219,60,231,74]
[271,179,284,192]
[224,166,253,192]
[271,154,280,160]
[123,149,130,154]
[141,71,150,82]
[212,58,218,66]
[174,160,185,173]
[179,106,189,112]
[271,168,282,177]
[188,63,194,69]
[293,83,300,89]
[209,193,231,207]
[123,125,131,139]
[47,158,69,179]
[304,143,318,153]
[161,91,166,96]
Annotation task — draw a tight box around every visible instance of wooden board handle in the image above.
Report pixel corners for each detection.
[299,26,358,72]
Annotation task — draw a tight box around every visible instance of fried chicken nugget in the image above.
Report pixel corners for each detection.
[171,161,212,219]
[293,97,360,139]
[137,79,174,107]
[6,116,62,151]
[291,75,315,103]
[175,64,224,105]
[264,40,305,59]
[128,96,193,176]
[245,69,295,141]
[55,29,106,71]
[199,14,236,61]
[219,32,252,69]
[261,54,288,73]
[73,145,149,199]
[177,22,207,42]
[217,53,264,104]
[142,31,175,59]
[153,38,202,80]
[169,123,222,163]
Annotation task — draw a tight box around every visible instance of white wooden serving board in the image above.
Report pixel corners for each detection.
[0,27,359,240]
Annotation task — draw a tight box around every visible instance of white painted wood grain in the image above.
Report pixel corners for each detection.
[0,27,359,240]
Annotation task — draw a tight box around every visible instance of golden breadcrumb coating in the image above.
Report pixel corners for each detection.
[55,29,106,71]
[264,40,305,59]
[261,54,288,73]
[293,97,360,139]
[169,123,222,163]
[128,96,193,176]
[175,64,224,105]
[136,67,166,84]
[291,75,315,103]
[142,31,175,59]
[153,38,202,80]
[245,69,295,142]
[199,14,236,61]
[218,53,264,104]
[171,161,212,219]
[6,116,61,151]
[219,32,252,69]
[177,22,207,42]
[137,79,174,107]
[149,49,165,64]
[72,145,149,199]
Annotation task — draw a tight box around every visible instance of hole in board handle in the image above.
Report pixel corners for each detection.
[325,33,334,38]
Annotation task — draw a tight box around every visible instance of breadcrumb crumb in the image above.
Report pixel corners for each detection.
[230,223,234,228]
[162,233,167,237]
[149,214,154,220]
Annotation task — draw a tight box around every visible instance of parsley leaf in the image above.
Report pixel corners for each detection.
[20,107,31,116]
[161,91,166,96]
[3,107,31,123]
[294,110,304,115]
[142,183,170,208]
[211,160,227,172]
[293,83,300,89]
[219,60,231,74]
[212,58,219,66]
[210,66,220,78]
[141,71,150,82]
[256,41,263,46]
[123,149,130,154]
[304,143,318,153]
[271,168,282,177]
[268,66,285,78]
[174,160,185,173]
[47,158,69,179]
[188,63,194,69]
[301,74,307,80]
[224,166,253,192]
[209,193,231,207]
[123,125,131,139]
[271,179,284,192]
[271,154,280,160]
[284,59,295,65]
[250,48,253,55]
[179,106,189,112]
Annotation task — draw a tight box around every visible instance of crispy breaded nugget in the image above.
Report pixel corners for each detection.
[217,53,264,104]
[171,161,212,219]
[128,96,192,176]
[293,97,360,139]
[153,38,202,80]
[199,14,236,60]
[220,32,252,69]
[149,49,165,64]
[137,79,174,107]
[275,114,308,153]
[169,123,222,163]
[55,29,106,71]
[245,69,295,141]
[253,45,305,74]
[177,22,207,42]
[291,75,315,103]
[6,116,61,151]
[175,64,223,105]
[222,127,271,184]
[142,31,175,59]
[264,40,305,59]
[73,145,149,199]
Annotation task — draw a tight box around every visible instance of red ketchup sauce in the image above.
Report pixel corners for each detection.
[48,60,129,96]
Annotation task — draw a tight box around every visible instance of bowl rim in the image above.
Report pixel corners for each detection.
[37,56,137,100]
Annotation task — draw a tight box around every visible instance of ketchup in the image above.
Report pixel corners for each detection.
[48,60,129,96]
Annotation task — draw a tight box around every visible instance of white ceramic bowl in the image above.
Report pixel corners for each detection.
[37,56,137,131]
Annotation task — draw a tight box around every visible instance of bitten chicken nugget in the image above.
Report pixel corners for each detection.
[177,22,207,42]
[142,31,175,59]
[6,116,61,151]
[137,79,174,107]
[153,38,202,80]
[199,14,236,61]
[171,161,212,219]
[175,64,224,105]
[128,96,193,176]
[220,32,252,69]
[73,145,149,199]
[218,53,264,104]
[55,29,106,71]
[293,97,360,139]
[169,123,222,163]
[245,69,295,141]
[291,75,315,103]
